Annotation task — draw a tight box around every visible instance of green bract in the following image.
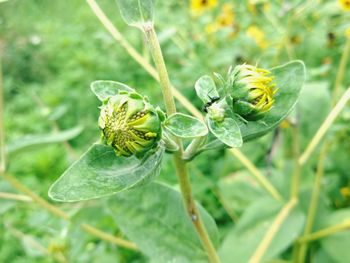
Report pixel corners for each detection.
[226,64,277,121]
[99,90,162,157]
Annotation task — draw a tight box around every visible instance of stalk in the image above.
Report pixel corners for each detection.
[297,143,328,262]
[143,24,220,263]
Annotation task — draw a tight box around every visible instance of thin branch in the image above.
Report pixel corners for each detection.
[0,191,32,202]
[229,148,283,202]
[297,143,329,262]
[0,172,138,250]
[299,87,350,165]
[248,198,297,263]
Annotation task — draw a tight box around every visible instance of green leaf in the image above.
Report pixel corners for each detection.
[239,60,306,141]
[90,80,133,101]
[206,115,242,148]
[107,182,219,263]
[195,75,219,104]
[219,198,305,263]
[48,143,164,202]
[115,0,154,28]
[299,81,331,145]
[6,126,83,154]
[164,113,208,138]
[320,209,350,263]
[218,170,265,216]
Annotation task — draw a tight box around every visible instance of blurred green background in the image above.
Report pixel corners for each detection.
[1,0,350,262]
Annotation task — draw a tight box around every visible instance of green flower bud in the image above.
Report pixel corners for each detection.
[227,64,277,121]
[98,91,162,157]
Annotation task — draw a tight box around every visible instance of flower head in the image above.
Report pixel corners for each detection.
[191,0,217,15]
[246,25,268,49]
[227,64,277,121]
[98,91,162,157]
[339,0,350,11]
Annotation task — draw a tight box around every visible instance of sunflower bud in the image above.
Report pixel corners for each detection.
[98,91,162,157]
[227,64,277,121]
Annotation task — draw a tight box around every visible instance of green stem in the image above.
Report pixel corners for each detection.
[249,198,297,263]
[331,36,350,105]
[290,118,301,199]
[183,136,207,161]
[298,219,350,243]
[0,47,5,173]
[143,24,220,263]
[297,143,328,262]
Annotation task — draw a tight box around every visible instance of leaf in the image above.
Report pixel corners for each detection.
[219,198,305,263]
[164,113,208,138]
[239,60,306,141]
[90,80,133,101]
[48,143,164,202]
[115,0,154,28]
[6,126,83,154]
[107,182,219,263]
[206,115,243,148]
[195,75,219,104]
[218,170,265,216]
[320,209,350,263]
[299,81,331,145]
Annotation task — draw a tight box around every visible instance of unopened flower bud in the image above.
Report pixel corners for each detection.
[227,64,277,121]
[98,91,162,157]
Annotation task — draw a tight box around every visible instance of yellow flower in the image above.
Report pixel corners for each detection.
[228,64,277,120]
[246,25,268,49]
[346,28,350,38]
[339,0,350,11]
[340,187,350,198]
[279,120,290,129]
[217,3,234,26]
[205,3,237,36]
[191,0,217,14]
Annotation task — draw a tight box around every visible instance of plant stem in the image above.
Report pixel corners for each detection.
[331,36,350,105]
[298,219,350,243]
[249,198,297,263]
[143,24,220,263]
[299,87,350,165]
[0,191,32,202]
[0,172,137,250]
[87,0,281,201]
[229,148,283,201]
[0,47,5,173]
[297,143,328,261]
[290,117,301,199]
[183,136,207,161]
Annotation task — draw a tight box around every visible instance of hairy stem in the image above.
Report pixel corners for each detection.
[297,143,328,261]
[143,24,220,263]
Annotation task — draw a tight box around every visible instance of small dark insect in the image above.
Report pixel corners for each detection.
[203,96,220,113]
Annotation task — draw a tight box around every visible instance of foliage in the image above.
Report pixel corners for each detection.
[1,0,350,263]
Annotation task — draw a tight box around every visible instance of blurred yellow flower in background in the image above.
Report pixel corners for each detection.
[191,0,217,14]
[217,3,234,26]
[248,0,270,15]
[339,0,350,11]
[205,3,239,37]
[246,25,268,48]
[346,27,350,38]
[340,187,350,198]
